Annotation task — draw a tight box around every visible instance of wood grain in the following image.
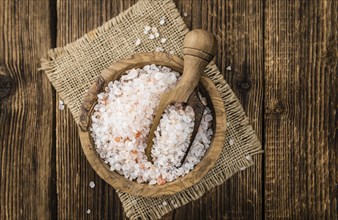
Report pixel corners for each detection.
[169,0,264,219]
[55,0,136,219]
[0,0,56,219]
[264,0,337,218]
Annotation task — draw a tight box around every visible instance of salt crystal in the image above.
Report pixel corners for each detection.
[229,139,234,146]
[89,181,95,188]
[154,32,160,38]
[144,25,151,31]
[149,34,155,39]
[58,104,65,110]
[58,99,64,110]
[135,38,141,46]
[183,12,188,17]
[226,66,231,71]
[159,17,166,25]
[162,201,168,206]
[160,38,167,44]
[86,209,91,214]
[149,179,157,185]
[155,47,164,52]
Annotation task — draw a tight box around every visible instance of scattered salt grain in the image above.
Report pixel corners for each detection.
[144,25,151,32]
[58,99,64,110]
[135,38,141,46]
[159,17,166,25]
[149,34,155,39]
[154,32,160,38]
[229,139,234,146]
[155,47,164,52]
[91,65,213,185]
[183,12,188,17]
[162,201,168,206]
[89,181,95,188]
[160,38,167,44]
[86,209,91,214]
[226,66,231,71]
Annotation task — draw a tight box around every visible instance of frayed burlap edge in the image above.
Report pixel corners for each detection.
[40,0,262,219]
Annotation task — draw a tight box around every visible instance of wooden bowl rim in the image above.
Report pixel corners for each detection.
[78,52,226,197]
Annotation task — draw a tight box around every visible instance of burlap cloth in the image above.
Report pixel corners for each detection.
[41,0,262,219]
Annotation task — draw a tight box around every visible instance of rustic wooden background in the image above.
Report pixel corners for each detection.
[0,0,337,219]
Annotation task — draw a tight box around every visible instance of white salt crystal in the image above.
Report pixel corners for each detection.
[89,181,95,188]
[159,17,166,25]
[183,12,188,17]
[160,38,167,44]
[226,66,231,71]
[135,38,141,46]
[149,34,155,39]
[154,32,160,38]
[86,209,91,214]
[162,201,168,206]
[144,25,151,31]
[229,139,234,146]
[58,99,64,110]
[155,47,164,52]
[58,104,65,111]
[149,179,157,185]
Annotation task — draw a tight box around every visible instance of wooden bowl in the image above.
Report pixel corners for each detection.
[78,52,226,197]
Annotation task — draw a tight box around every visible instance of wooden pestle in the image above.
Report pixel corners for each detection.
[145,29,218,162]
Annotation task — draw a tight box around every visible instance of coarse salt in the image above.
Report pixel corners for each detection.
[135,38,141,46]
[229,139,234,146]
[91,65,213,185]
[58,99,64,110]
[159,17,166,25]
[89,181,95,188]
[160,38,167,44]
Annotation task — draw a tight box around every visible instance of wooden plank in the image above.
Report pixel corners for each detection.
[55,0,136,219]
[0,0,56,219]
[167,0,264,219]
[264,0,337,218]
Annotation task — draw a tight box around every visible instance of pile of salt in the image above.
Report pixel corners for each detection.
[91,65,213,185]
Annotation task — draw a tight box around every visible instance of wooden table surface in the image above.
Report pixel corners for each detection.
[0,0,336,219]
